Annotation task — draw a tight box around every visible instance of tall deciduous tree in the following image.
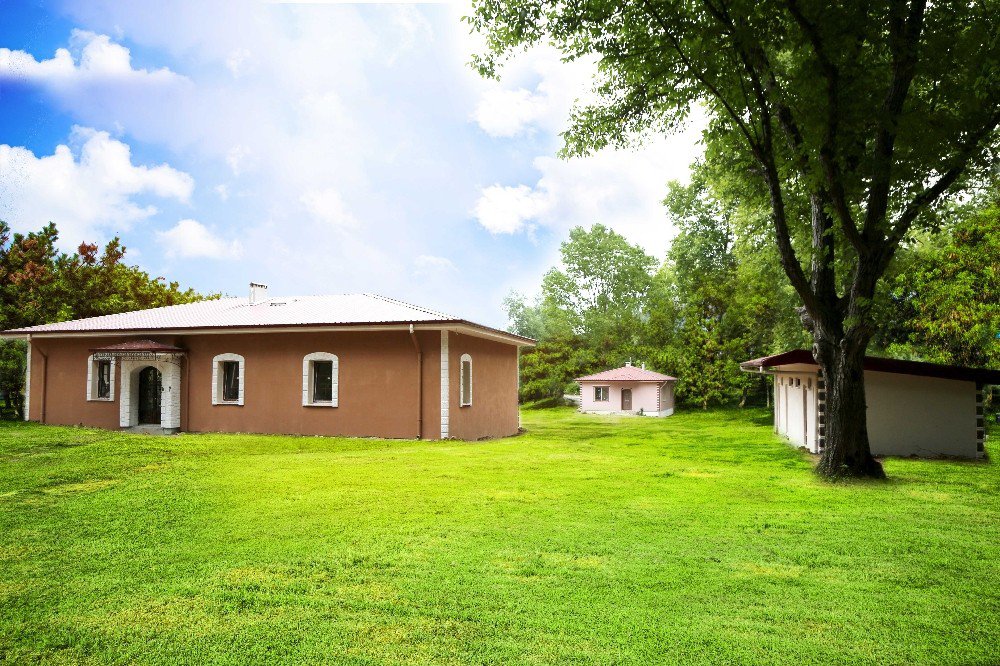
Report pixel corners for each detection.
[470,0,1000,477]
[0,222,213,417]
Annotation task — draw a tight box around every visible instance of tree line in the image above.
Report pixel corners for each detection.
[0,222,213,418]
[506,174,999,410]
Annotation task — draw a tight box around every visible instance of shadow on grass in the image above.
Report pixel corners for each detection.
[522,397,572,410]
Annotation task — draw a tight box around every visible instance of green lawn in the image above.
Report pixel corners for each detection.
[1,408,998,665]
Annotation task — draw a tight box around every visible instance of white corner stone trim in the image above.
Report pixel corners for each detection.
[85,354,116,401]
[24,337,31,421]
[440,330,449,439]
[211,353,245,406]
[118,357,182,429]
[302,352,339,407]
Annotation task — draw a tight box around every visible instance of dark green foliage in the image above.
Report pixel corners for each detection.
[882,194,1000,369]
[0,222,214,417]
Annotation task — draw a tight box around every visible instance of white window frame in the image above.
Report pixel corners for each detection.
[86,355,116,401]
[212,353,245,406]
[594,386,610,402]
[459,353,472,407]
[302,352,338,407]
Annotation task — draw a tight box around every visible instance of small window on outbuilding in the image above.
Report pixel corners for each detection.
[302,352,339,407]
[595,386,610,402]
[87,355,115,401]
[460,354,472,407]
[212,353,245,405]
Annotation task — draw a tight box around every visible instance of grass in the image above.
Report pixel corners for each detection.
[1,408,998,665]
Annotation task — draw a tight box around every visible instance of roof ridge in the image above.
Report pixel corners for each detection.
[364,293,455,320]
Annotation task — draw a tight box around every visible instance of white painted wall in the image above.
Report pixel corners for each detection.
[774,372,816,450]
[773,369,979,458]
[579,381,674,416]
[24,337,31,421]
[865,371,978,458]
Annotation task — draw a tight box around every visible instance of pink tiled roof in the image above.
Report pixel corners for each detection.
[577,365,676,382]
[90,340,185,353]
[4,293,534,346]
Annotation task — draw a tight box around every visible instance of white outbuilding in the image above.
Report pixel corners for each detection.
[577,363,677,417]
[741,350,998,459]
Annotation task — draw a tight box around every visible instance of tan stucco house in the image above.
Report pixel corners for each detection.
[2,287,534,440]
[577,363,677,417]
[741,349,999,459]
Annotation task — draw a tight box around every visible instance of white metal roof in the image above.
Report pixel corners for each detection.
[4,293,535,346]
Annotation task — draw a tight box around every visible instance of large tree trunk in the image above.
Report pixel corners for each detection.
[813,337,885,479]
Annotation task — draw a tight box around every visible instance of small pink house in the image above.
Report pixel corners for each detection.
[577,363,677,417]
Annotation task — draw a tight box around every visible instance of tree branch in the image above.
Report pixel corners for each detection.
[862,0,928,237]
[784,0,865,253]
[638,0,761,152]
[880,109,1000,267]
[702,0,835,312]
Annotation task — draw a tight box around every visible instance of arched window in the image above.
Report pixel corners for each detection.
[303,352,338,407]
[86,354,115,401]
[212,353,245,405]
[459,353,472,407]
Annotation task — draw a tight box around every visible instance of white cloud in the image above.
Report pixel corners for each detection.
[469,35,708,257]
[473,89,547,139]
[225,144,252,177]
[300,188,359,230]
[0,127,194,245]
[158,219,243,259]
[225,48,253,77]
[8,3,706,327]
[471,47,598,138]
[474,184,549,235]
[473,124,706,256]
[413,254,457,277]
[0,29,185,87]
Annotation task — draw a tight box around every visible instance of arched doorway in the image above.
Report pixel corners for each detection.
[137,366,162,425]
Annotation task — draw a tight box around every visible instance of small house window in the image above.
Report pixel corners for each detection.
[212,353,245,406]
[96,361,111,399]
[595,386,610,402]
[460,354,472,407]
[87,355,115,401]
[222,362,240,402]
[303,352,339,407]
[313,361,333,402]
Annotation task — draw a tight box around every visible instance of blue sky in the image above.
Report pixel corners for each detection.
[0,0,703,327]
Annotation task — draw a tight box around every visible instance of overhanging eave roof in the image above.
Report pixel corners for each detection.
[741,349,1000,385]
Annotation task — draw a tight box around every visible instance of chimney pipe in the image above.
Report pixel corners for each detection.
[642,362,646,370]
[249,282,268,305]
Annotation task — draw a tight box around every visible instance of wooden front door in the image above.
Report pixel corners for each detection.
[138,366,162,425]
[621,388,632,411]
